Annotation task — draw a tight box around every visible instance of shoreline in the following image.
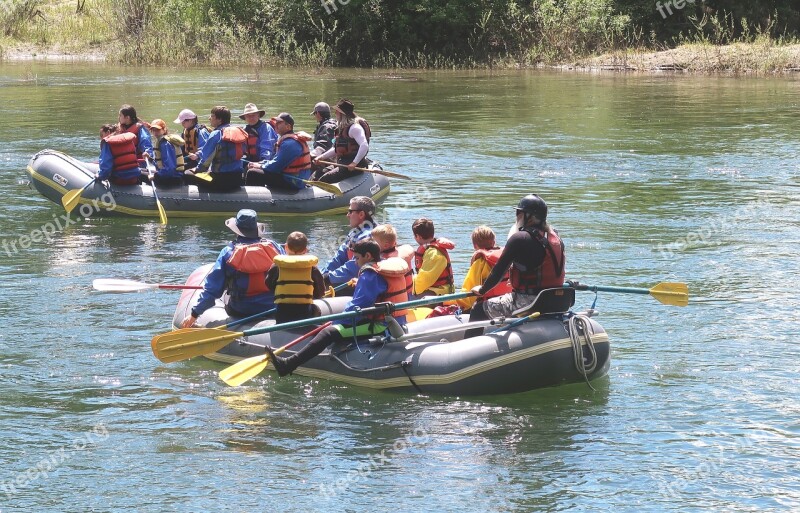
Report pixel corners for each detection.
[4,42,800,74]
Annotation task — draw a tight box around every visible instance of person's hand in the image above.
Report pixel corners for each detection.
[470,285,484,297]
[346,162,357,171]
[247,162,263,171]
[187,153,198,161]
[184,169,195,176]
[181,315,198,329]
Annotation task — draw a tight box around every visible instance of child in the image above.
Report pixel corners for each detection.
[448,225,511,311]
[411,218,456,297]
[265,231,326,324]
[147,119,186,187]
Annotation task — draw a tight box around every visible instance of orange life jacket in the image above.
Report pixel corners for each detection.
[183,123,208,154]
[414,238,455,288]
[334,117,371,162]
[214,126,248,168]
[472,247,512,299]
[358,257,410,320]
[104,132,139,172]
[275,132,312,174]
[509,228,565,294]
[119,121,149,159]
[226,242,280,297]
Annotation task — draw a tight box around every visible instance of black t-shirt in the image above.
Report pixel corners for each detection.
[479,229,546,294]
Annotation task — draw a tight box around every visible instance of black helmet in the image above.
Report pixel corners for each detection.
[515,194,547,221]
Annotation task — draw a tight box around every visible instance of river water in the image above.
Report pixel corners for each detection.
[0,62,798,511]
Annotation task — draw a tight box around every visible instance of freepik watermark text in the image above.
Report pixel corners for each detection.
[655,0,696,19]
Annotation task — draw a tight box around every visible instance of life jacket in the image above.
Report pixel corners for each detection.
[275,132,312,174]
[334,117,371,162]
[119,121,149,159]
[153,133,186,174]
[358,257,410,320]
[471,247,512,299]
[273,254,319,305]
[344,224,375,260]
[414,238,455,288]
[183,123,209,154]
[212,126,248,171]
[509,228,565,294]
[245,122,264,161]
[226,241,280,298]
[379,245,414,297]
[104,132,139,173]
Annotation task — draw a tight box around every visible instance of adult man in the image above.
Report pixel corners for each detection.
[310,101,336,174]
[117,104,153,161]
[97,123,140,186]
[174,108,209,170]
[185,106,247,192]
[181,209,284,328]
[470,194,565,321]
[240,103,278,166]
[245,112,312,190]
[312,98,371,184]
[266,240,410,377]
[323,196,377,293]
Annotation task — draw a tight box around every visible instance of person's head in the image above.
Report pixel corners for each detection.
[210,106,231,128]
[174,108,198,130]
[311,101,330,123]
[352,239,381,267]
[225,209,265,239]
[100,123,117,139]
[346,196,375,227]
[471,225,496,250]
[285,231,308,255]
[239,103,266,125]
[370,224,397,251]
[149,119,168,138]
[334,98,355,122]
[515,194,548,229]
[270,112,295,136]
[118,104,137,126]
[412,218,435,243]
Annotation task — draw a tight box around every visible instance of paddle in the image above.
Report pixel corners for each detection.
[219,321,332,386]
[295,177,343,196]
[61,180,96,214]
[145,159,168,225]
[191,171,213,181]
[567,281,689,307]
[93,278,202,292]
[316,160,411,180]
[151,291,473,363]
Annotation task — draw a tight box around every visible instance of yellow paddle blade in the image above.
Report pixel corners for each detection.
[156,201,168,225]
[649,282,689,307]
[305,180,343,196]
[193,172,213,182]
[151,327,243,363]
[219,355,270,386]
[61,188,84,213]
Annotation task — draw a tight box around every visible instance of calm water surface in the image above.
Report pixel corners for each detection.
[0,63,799,512]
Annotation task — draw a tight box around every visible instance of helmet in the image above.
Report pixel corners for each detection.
[515,194,547,221]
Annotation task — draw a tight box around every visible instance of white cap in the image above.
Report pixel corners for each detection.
[173,109,197,124]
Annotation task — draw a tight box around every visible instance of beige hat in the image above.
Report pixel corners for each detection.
[224,209,266,239]
[239,103,266,119]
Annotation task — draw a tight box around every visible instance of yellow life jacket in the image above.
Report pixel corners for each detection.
[273,254,319,305]
[153,133,186,173]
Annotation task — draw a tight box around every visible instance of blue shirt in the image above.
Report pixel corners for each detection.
[340,269,407,327]
[196,124,244,174]
[246,120,278,162]
[153,137,181,178]
[323,221,376,275]
[98,140,140,182]
[260,135,312,190]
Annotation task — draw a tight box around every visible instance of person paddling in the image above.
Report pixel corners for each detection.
[312,98,371,184]
[245,112,313,190]
[266,239,410,377]
[145,119,185,187]
[181,209,284,328]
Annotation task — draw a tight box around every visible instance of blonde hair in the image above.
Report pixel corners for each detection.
[471,225,496,250]
[371,224,397,246]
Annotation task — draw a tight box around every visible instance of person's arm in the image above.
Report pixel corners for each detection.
[326,259,359,285]
[195,130,221,170]
[311,267,326,299]
[264,264,279,292]
[261,138,301,174]
[259,123,278,161]
[159,140,177,175]
[478,236,527,295]
[98,142,113,179]
[197,126,210,149]
[448,258,490,309]
[189,247,230,319]
[316,146,336,162]
[412,248,448,295]
[323,242,350,274]
[345,271,385,313]
[349,122,368,165]
[138,126,154,159]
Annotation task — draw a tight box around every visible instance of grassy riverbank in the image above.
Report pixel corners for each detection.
[1,0,799,73]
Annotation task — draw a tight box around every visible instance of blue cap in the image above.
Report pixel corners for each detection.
[225,209,262,238]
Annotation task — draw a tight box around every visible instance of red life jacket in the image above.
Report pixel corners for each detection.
[334,117,371,162]
[104,132,139,172]
[275,133,312,174]
[471,247,512,299]
[414,238,455,288]
[119,121,149,159]
[358,257,410,320]
[380,246,414,297]
[226,242,279,297]
[509,228,565,294]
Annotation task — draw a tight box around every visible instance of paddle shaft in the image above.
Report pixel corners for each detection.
[316,160,410,180]
[568,283,685,299]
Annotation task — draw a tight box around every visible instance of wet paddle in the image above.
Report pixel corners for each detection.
[61,181,95,214]
[151,291,474,363]
[219,321,332,386]
[567,281,688,307]
[93,279,202,292]
[145,159,168,225]
[316,160,411,180]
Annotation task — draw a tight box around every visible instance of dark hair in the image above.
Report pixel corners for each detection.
[352,239,381,262]
[119,104,138,123]
[211,106,231,125]
[100,123,117,135]
[412,218,435,240]
[286,231,308,253]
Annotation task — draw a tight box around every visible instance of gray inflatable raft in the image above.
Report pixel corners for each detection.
[26,149,391,217]
[173,265,611,396]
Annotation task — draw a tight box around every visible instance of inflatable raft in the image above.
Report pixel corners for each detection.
[173,265,611,395]
[26,149,391,217]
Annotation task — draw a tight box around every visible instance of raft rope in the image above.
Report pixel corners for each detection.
[567,313,598,391]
